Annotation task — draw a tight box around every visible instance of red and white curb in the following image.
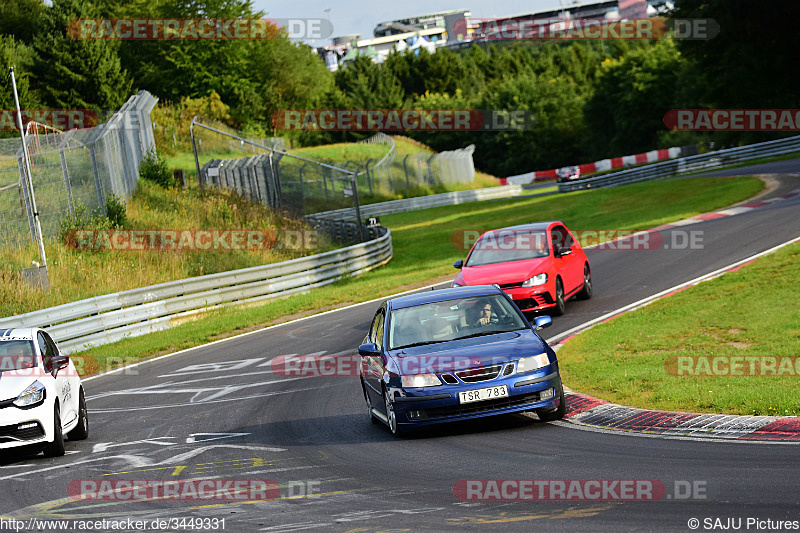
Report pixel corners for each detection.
[546,201,800,441]
[560,391,800,442]
[502,146,689,185]
[657,188,800,228]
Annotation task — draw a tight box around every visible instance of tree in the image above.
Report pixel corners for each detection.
[0,36,38,137]
[671,0,800,145]
[584,40,683,158]
[32,0,132,111]
[0,0,46,44]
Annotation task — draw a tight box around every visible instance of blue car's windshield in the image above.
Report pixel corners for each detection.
[466,229,549,266]
[388,294,528,349]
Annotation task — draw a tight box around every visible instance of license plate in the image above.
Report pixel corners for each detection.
[458,385,509,404]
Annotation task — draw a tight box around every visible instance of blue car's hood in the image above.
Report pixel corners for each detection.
[388,329,550,373]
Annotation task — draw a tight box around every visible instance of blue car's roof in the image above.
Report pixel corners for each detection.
[389,285,504,310]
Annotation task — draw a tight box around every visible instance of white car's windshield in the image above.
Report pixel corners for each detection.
[466,229,549,266]
[0,340,37,373]
[388,295,528,349]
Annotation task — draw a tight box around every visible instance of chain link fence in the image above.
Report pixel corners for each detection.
[192,123,478,238]
[0,91,158,246]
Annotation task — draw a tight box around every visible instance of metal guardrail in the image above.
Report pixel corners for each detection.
[0,228,392,353]
[307,184,523,221]
[558,135,800,192]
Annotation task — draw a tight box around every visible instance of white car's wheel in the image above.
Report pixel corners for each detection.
[43,404,66,457]
[67,389,88,441]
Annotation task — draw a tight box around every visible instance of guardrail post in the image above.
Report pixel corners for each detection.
[403,154,411,189]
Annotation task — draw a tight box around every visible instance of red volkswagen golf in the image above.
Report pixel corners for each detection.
[451,221,592,316]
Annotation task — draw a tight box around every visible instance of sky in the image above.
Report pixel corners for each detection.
[252,0,579,46]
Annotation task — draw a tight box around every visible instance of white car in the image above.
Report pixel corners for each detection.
[0,328,88,457]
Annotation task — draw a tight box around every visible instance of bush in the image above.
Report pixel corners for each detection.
[138,147,173,188]
[58,201,115,249]
[105,194,127,228]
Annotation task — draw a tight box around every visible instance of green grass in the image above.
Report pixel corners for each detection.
[0,181,336,317]
[72,176,765,377]
[556,240,800,416]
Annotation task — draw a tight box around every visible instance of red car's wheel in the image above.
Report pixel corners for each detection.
[552,278,566,316]
[576,264,592,300]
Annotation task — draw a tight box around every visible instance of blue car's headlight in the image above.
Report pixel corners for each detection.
[522,273,548,287]
[14,381,46,408]
[401,373,442,388]
[517,354,550,373]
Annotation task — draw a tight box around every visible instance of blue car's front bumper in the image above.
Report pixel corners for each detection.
[389,364,562,429]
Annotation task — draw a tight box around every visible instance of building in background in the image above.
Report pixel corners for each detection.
[317,1,675,71]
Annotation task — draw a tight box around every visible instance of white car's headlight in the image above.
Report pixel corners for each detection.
[521,273,548,287]
[14,381,46,408]
[517,353,550,373]
[401,373,441,388]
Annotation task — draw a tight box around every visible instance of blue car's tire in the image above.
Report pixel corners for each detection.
[362,380,379,425]
[382,388,403,437]
[536,381,565,422]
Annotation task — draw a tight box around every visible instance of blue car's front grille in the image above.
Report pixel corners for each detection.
[408,391,543,420]
[456,365,503,383]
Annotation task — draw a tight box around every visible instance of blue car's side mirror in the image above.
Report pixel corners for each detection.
[533,316,552,330]
[358,343,381,356]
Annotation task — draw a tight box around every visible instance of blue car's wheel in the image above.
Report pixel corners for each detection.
[536,381,566,422]
[382,388,402,437]
[362,380,379,425]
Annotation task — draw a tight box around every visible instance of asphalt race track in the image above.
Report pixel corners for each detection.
[2,170,800,532]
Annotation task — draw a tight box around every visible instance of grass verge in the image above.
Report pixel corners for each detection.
[0,181,336,316]
[556,240,800,416]
[73,176,764,374]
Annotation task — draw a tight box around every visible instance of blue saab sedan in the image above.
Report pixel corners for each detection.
[358,285,564,436]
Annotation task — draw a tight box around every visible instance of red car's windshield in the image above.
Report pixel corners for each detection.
[466,229,549,267]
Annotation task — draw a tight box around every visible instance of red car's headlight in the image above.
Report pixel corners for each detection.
[521,273,548,287]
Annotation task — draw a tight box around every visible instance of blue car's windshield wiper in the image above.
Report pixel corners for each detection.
[392,340,450,350]
[455,329,517,340]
